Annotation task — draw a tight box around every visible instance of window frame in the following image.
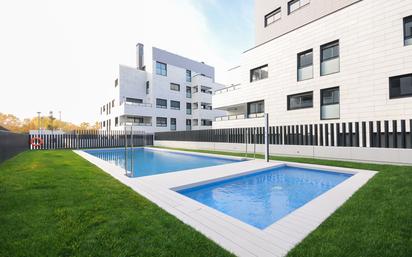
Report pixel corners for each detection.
[186,70,192,82]
[320,40,340,62]
[170,100,181,110]
[389,73,412,99]
[155,61,167,76]
[264,8,281,27]
[320,87,340,106]
[288,0,310,15]
[170,83,180,91]
[250,64,269,82]
[156,117,167,127]
[125,97,143,104]
[404,16,412,46]
[297,49,313,81]
[247,100,265,116]
[156,98,167,109]
[287,91,314,110]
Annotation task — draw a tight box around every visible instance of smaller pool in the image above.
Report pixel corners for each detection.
[84,148,241,177]
[178,165,352,229]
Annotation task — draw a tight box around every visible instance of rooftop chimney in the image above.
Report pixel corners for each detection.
[136,43,145,70]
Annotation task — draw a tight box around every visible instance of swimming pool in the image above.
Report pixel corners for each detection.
[178,165,352,229]
[84,148,241,177]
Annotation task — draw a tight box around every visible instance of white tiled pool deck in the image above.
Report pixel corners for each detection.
[74,148,377,257]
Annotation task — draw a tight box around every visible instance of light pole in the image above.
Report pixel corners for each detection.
[37,112,41,133]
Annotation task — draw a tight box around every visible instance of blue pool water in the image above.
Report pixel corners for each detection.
[84,148,240,177]
[178,165,352,229]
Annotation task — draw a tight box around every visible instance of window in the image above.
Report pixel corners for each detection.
[156,61,167,76]
[115,117,119,126]
[287,91,313,110]
[115,78,118,87]
[201,119,212,126]
[186,103,192,115]
[186,86,192,98]
[193,119,198,126]
[156,117,167,127]
[146,81,150,94]
[321,40,340,76]
[288,0,310,14]
[250,65,268,82]
[265,8,281,27]
[186,70,192,82]
[297,49,313,81]
[186,119,192,130]
[112,99,115,107]
[156,98,167,108]
[126,116,144,124]
[247,100,264,118]
[126,97,143,104]
[170,100,180,110]
[404,16,412,46]
[321,87,340,120]
[389,74,412,99]
[170,118,176,131]
[170,83,180,91]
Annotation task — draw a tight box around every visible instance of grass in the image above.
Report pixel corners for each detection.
[151,146,412,257]
[0,150,234,257]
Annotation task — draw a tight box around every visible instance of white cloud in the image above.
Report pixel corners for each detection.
[0,0,237,124]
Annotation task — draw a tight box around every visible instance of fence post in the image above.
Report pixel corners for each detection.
[264,114,269,162]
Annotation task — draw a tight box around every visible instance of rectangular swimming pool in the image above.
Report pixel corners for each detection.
[84,148,241,177]
[178,165,352,229]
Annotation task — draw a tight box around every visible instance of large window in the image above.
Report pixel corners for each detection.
[265,8,281,27]
[170,83,180,91]
[404,16,412,46]
[186,102,192,115]
[125,97,143,104]
[156,61,167,76]
[201,119,212,126]
[321,87,340,120]
[287,91,313,110]
[170,118,176,131]
[250,65,268,82]
[321,40,340,76]
[170,100,180,110]
[186,119,191,131]
[186,70,192,82]
[297,49,313,81]
[389,74,412,99]
[288,0,310,14]
[247,100,264,118]
[156,98,167,108]
[186,86,192,98]
[156,117,167,127]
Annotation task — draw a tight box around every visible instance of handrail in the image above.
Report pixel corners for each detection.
[214,84,242,95]
[215,112,265,121]
[122,102,152,107]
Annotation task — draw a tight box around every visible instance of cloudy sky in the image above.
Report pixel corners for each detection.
[0,0,254,124]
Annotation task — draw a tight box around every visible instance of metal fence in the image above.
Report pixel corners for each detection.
[0,131,29,163]
[155,119,412,149]
[30,130,154,150]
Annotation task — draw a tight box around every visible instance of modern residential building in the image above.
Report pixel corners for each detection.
[99,44,226,132]
[213,0,412,129]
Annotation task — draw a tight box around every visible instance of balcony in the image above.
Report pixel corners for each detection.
[214,84,242,95]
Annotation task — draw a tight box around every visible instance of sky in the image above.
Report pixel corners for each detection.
[0,0,254,124]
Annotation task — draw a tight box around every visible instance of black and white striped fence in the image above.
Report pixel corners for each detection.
[155,119,412,149]
[29,130,154,150]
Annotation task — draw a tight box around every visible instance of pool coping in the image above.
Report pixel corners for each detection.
[74,147,377,257]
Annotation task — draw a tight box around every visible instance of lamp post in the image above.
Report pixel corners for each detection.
[37,112,41,133]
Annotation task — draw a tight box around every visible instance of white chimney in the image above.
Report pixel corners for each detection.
[136,43,145,70]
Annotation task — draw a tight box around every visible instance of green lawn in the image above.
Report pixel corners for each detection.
[152,146,412,257]
[1,149,411,257]
[0,150,234,257]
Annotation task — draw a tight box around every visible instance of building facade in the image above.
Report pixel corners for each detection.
[99,44,226,132]
[213,0,412,129]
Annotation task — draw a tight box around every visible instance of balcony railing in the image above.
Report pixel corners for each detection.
[214,84,242,95]
[215,113,264,121]
[122,102,152,107]
[120,122,152,126]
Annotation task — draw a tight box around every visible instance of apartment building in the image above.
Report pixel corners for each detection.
[99,44,226,132]
[213,0,412,128]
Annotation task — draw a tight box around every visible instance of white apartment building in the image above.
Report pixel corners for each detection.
[99,44,226,132]
[213,0,412,128]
